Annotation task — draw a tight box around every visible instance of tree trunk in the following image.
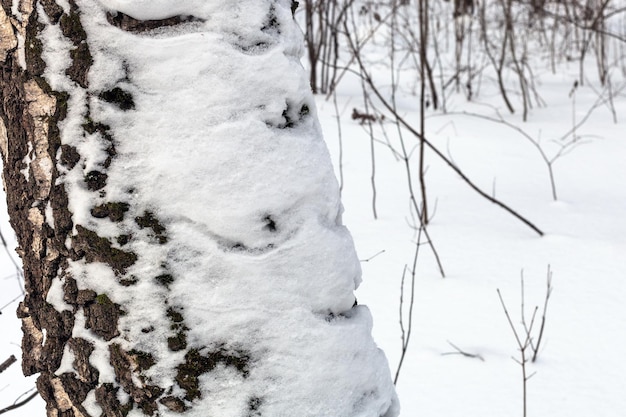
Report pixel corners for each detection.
[0,1,399,417]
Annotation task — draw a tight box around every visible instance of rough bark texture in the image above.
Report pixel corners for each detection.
[0,2,302,416]
[0,1,169,416]
[1,1,84,416]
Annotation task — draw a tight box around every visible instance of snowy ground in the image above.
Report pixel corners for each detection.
[317,66,626,416]
[2,18,626,417]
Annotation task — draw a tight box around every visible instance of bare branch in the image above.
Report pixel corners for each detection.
[0,389,39,416]
[442,341,485,361]
[0,356,17,374]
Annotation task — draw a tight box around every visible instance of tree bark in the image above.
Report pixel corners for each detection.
[0,1,398,417]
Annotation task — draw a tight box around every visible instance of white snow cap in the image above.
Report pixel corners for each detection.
[41,0,400,415]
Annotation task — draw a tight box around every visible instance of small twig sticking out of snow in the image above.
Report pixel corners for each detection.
[442,341,485,361]
[497,286,536,417]
[530,266,553,363]
[497,266,554,417]
[394,228,421,385]
[360,249,386,263]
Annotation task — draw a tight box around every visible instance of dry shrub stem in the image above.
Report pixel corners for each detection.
[497,266,554,417]
[394,226,422,384]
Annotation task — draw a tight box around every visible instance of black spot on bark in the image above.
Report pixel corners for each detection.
[116,234,131,246]
[109,344,165,414]
[160,396,188,412]
[167,307,184,324]
[50,184,73,239]
[95,383,132,417]
[261,5,280,34]
[72,225,137,273]
[68,338,100,386]
[263,215,277,232]
[50,90,70,121]
[291,1,299,16]
[84,170,107,191]
[60,7,92,88]
[25,9,46,76]
[118,275,138,287]
[62,276,79,305]
[82,118,113,139]
[59,8,87,45]
[82,118,117,167]
[135,211,167,244]
[166,307,188,352]
[37,304,74,373]
[41,0,64,23]
[272,101,310,129]
[166,306,188,352]
[66,43,93,88]
[57,374,93,411]
[75,289,97,306]
[99,87,135,111]
[90,202,130,222]
[59,145,80,169]
[167,332,187,352]
[128,350,156,371]
[176,346,251,401]
[106,11,204,33]
[36,375,91,417]
[83,294,121,341]
[155,274,174,287]
[247,396,263,417]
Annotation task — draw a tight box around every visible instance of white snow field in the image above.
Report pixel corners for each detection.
[2,1,626,417]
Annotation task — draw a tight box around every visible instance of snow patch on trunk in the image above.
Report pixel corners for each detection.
[35,0,399,415]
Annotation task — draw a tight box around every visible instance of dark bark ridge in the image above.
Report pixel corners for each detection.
[0,2,159,416]
[106,11,204,34]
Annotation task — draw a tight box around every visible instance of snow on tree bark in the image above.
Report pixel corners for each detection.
[0,1,399,417]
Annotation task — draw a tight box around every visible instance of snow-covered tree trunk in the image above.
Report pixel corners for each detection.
[0,1,399,416]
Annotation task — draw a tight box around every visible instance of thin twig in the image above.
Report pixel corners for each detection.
[0,295,22,315]
[394,226,421,384]
[442,341,485,361]
[0,356,16,374]
[0,389,39,415]
[532,266,553,362]
[360,249,386,263]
